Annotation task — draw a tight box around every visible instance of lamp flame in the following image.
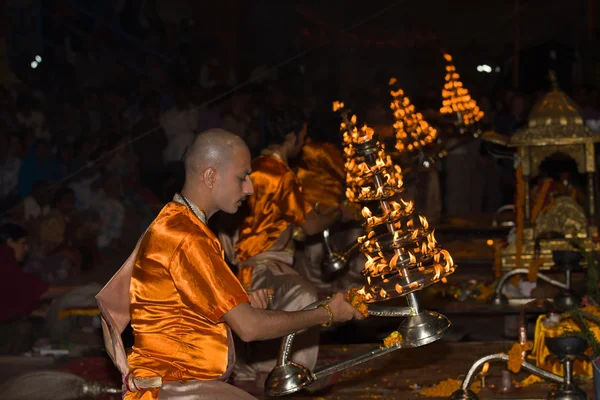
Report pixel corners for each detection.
[481,362,490,374]
[408,251,416,264]
[395,282,403,294]
[361,207,372,219]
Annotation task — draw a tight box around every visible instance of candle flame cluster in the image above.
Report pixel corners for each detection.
[440,53,484,126]
[333,101,403,203]
[357,210,455,299]
[334,101,456,302]
[389,77,437,153]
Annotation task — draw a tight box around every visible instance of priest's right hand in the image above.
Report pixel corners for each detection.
[327,292,365,322]
[248,288,274,310]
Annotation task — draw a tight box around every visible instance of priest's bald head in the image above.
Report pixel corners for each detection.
[181,129,253,218]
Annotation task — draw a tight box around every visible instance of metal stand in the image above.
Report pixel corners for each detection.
[546,336,588,400]
[490,250,581,311]
[448,353,564,400]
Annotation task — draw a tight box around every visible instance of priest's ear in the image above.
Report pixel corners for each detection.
[201,167,217,189]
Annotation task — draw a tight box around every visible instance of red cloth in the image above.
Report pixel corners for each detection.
[0,245,48,322]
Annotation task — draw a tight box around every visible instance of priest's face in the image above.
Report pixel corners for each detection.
[215,144,254,214]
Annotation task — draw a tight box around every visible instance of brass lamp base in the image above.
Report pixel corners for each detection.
[264,362,314,397]
[397,310,451,347]
[449,389,479,400]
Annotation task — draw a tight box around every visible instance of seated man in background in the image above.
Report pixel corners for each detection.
[229,108,354,389]
[294,136,365,294]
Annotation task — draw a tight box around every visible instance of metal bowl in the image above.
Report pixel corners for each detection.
[545,336,587,358]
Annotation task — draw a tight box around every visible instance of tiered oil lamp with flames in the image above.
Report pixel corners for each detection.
[265,104,457,397]
[389,77,438,156]
[440,52,484,131]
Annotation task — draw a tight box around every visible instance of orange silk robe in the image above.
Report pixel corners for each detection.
[296,139,345,208]
[125,202,250,400]
[235,154,312,286]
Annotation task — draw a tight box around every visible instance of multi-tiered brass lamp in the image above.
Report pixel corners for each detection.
[265,110,457,397]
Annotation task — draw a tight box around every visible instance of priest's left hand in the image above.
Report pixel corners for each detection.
[248,288,275,309]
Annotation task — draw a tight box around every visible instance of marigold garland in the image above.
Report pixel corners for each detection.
[519,374,544,386]
[382,331,402,348]
[347,288,369,318]
[507,341,533,373]
[420,378,481,397]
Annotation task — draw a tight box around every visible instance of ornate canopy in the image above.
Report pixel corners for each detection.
[509,87,600,147]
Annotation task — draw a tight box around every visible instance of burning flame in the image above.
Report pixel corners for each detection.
[361,207,372,219]
[408,252,416,265]
[332,101,345,112]
[389,253,399,269]
[433,263,442,281]
[427,231,437,251]
[419,215,429,230]
[395,282,403,294]
[379,288,388,299]
[481,362,490,375]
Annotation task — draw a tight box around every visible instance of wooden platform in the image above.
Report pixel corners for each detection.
[260,342,595,400]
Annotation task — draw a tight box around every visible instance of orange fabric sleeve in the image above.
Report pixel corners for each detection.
[297,141,345,208]
[171,234,250,324]
[278,171,312,227]
[320,143,346,183]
